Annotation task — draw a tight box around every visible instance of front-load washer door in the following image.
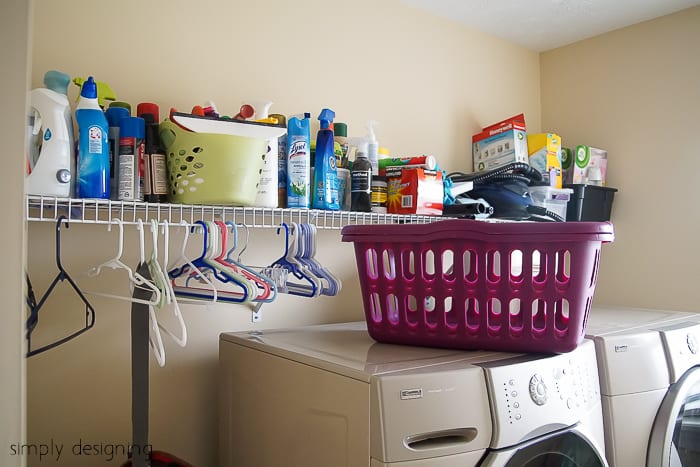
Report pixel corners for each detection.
[479,428,607,467]
[648,366,700,467]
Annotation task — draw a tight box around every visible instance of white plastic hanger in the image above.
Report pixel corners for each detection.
[85,218,162,306]
[138,219,167,367]
[152,220,187,348]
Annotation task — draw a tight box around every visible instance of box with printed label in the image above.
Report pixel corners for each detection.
[472,114,529,172]
[386,167,443,216]
[573,145,608,185]
[527,133,563,188]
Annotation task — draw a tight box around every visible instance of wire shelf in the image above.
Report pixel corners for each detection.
[26,196,444,229]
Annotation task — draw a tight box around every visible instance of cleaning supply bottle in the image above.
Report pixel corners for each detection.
[252,101,280,207]
[75,76,110,199]
[286,113,311,208]
[349,137,372,212]
[333,122,349,167]
[137,103,169,203]
[312,108,339,210]
[117,116,145,201]
[26,70,74,197]
[270,113,288,208]
[106,106,130,200]
[366,120,379,176]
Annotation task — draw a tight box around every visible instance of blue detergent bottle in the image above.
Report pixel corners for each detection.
[76,76,110,198]
[312,108,339,210]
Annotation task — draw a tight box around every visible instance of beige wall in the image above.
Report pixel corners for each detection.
[27,1,540,465]
[541,6,700,310]
[1,1,30,467]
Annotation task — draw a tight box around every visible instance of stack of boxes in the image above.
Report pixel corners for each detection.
[471,114,615,221]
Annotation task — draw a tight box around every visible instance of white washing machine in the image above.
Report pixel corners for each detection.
[585,306,700,467]
[219,321,608,467]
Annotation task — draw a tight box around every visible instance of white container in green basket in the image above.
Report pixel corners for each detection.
[159,115,284,206]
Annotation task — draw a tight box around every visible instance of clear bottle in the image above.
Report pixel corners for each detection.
[75,76,110,199]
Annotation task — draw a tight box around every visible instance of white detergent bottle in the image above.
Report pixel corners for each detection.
[251,100,280,207]
[26,70,74,197]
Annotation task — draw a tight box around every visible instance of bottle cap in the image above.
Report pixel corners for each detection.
[378,147,390,158]
[334,122,347,137]
[80,76,98,99]
[109,101,132,114]
[119,116,145,139]
[44,70,71,96]
[137,102,160,122]
[106,106,130,128]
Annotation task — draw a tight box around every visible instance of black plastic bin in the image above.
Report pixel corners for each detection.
[564,184,617,221]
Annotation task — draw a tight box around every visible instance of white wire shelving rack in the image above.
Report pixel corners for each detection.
[26,195,444,229]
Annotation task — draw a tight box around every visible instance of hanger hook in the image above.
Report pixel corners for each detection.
[137,219,145,264]
[276,223,290,258]
[112,218,125,259]
[237,224,250,262]
[55,215,68,271]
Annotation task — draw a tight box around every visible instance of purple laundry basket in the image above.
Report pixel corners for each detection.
[341,219,614,354]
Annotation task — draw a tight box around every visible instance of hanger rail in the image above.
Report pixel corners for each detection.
[26,195,441,229]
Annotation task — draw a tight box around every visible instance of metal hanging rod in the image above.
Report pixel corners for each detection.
[26,196,442,230]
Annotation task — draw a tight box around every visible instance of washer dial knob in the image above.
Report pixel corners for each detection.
[529,374,547,406]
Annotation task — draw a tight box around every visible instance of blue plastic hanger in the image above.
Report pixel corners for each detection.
[170,221,251,303]
[269,223,320,297]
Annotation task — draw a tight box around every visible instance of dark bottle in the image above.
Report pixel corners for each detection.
[351,143,372,212]
[138,103,169,203]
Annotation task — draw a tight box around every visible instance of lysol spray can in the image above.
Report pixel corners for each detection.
[117,116,145,201]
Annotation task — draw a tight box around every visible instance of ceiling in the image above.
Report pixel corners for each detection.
[400,0,700,51]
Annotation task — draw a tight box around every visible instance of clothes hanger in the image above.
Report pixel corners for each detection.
[26,216,96,357]
[170,221,252,303]
[201,221,259,301]
[225,222,287,295]
[166,221,218,305]
[150,220,187,348]
[295,223,342,296]
[137,219,166,367]
[85,218,162,307]
[269,223,320,297]
[218,221,276,303]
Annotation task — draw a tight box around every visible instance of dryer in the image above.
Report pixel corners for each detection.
[585,306,700,467]
[219,321,608,467]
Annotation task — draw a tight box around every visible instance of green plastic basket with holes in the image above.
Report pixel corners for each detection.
[159,118,267,205]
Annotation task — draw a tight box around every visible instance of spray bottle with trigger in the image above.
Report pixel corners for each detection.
[312,108,339,210]
[26,70,74,197]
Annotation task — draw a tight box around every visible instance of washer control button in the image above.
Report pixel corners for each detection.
[529,374,547,405]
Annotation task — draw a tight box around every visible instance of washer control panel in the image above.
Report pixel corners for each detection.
[480,339,601,448]
[658,321,700,382]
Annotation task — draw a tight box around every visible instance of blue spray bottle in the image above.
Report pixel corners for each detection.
[75,76,110,198]
[286,113,311,208]
[312,108,340,210]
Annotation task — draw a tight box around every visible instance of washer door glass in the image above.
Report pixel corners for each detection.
[648,368,700,467]
[484,431,606,467]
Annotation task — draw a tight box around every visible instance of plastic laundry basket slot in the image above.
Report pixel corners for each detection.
[342,219,614,354]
